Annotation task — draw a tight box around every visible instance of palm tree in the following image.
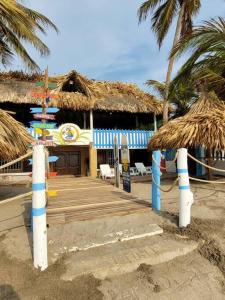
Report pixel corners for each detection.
[138,0,201,124]
[171,18,225,99]
[146,78,197,117]
[0,0,58,70]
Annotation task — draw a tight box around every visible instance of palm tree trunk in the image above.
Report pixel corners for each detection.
[163,3,185,124]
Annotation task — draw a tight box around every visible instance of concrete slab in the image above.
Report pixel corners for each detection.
[62,234,198,280]
[48,212,163,260]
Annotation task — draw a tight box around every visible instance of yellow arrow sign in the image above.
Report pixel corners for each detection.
[35,128,42,135]
[47,190,57,197]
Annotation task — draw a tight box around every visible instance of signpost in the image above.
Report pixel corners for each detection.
[29,68,61,271]
[30,121,57,129]
[121,134,131,193]
[30,91,59,99]
[30,107,59,114]
[34,113,55,120]
[113,136,120,188]
[32,140,55,147]
[28,155,59,165]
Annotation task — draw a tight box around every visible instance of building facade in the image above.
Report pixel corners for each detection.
[0,70,163,177]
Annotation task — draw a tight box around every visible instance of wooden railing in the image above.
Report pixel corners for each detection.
[0,160,23,173]
[93,129,154,149]
[27,127,154,150]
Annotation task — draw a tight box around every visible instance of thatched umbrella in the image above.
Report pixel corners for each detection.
[188,91,224,114]
[148,110,225,150]
[148,92,225,151]
[0,109,32,160]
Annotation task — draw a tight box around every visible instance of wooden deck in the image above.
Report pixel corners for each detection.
[47,177,150,224]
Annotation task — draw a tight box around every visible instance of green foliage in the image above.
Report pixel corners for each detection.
[0,0,58,70]
[138,0,201,47]
[171,18,225,98]
[146,77,198,116]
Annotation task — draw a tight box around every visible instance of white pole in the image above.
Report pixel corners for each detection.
[32,144,48,270]
[177,148,194,228]
[90,109,93,131]
[83,112,87,129]
[153,113,157,132]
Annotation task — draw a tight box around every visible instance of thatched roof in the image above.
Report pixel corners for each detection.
[0,70,163,114]
[148,92,225,150]
[188,91,225,114]
[0,109,32,160]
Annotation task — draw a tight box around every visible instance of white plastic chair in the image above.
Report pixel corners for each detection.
[135,163,152,176]
[130,167,139,176]
[100,164,115,179]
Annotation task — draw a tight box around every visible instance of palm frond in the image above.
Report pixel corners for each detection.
[138,0,164,23]
[0,0,58,70]
[152,0,178,47]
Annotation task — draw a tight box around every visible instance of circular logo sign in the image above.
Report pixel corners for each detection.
[59,123,80,142]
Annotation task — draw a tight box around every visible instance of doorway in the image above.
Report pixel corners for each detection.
[51,147,81,175]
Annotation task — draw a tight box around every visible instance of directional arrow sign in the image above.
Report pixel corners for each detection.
[29,172,58,177]
[48,172,58,177]
[32,140,55,147]
[30,121,57,129]
[47,190,57,197]
[38,135,53,141]
[28,156,59,165]
[30,107,59,114]
[30,91,58,99]
[33,113,55,120]
[34,128,43,135]
[48,156,59,163]
[35,81,57,90]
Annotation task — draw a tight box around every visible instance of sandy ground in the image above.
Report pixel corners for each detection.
[0,178,225,299]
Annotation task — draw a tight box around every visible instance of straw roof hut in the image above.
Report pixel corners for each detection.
[0,109,32,160]
[0,70,163,114]
[148,92,225,150]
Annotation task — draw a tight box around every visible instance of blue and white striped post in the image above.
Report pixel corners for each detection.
[177,148,193,228]
[32,144,48,270]
[152,150,161,211]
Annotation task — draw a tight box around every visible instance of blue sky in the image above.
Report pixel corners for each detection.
[11,0,225,91]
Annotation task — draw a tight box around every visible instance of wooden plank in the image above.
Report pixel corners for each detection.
[30,121,57,129]
[30,107,59,113]
[30,91,59,99]
[47,199,149,214]
[33,113,55,120]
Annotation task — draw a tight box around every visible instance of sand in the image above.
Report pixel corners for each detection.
[1,178,225,299]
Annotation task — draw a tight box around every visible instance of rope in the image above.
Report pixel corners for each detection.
[189,176,225,184]
[152,155,166,169]
[0,192,32,205]
[152,175,179,192]
[187,152,225,173]
[152,152,178,170]
[0,151,32,170]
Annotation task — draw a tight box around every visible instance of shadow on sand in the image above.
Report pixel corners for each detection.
[0,284,20,300]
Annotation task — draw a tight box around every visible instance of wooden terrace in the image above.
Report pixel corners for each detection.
[47,177,150,224]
